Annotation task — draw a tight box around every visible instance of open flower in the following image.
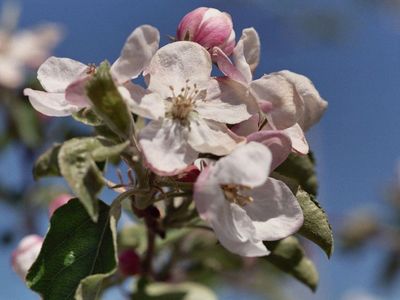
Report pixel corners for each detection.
[11,235,43,280]
[24,25,160,117]
[121,41,258,175]
[194,142,303,257]
[177,7,235,57]
[214,28,327,154]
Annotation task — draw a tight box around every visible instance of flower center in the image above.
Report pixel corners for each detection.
[166,80,206,125]
[221,184,254,207]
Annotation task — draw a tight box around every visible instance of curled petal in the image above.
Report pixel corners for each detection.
[24,88,80,116]
[233,28,260,74]
[147,41,212,99]
[245,177,303,241]
[250,74,303,130]
[37,56,88,92]
[277,70,328,131]
[197,77,259,124]
[283,123,309,155]
[247,130,292,171]
[212,47,247,84]
[139,120,197,176]
[118,82,165,120]
[111,25,160,84]
[188,118,245,156]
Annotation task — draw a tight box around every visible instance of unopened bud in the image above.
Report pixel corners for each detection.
[48,193,73,217]
[177,7,236,57]
[11,235,43,280]
[118,249,141,276]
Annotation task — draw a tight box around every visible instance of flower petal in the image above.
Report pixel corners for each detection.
[244,177,304,241]
[147,41,212,98]
[37,56,88,92]
[250,73,303,130]
[233,28,260,73]
[139,119,197,175]
[247,130,292,171]
[231,114,259,137]
[118,82,165,120]
[188,118,245,156]
[24,88,80,116]
[277,70,328,131]
[196,77,259,124]
[211,142,272,188]
[64,76,92,107]
[111,25,160,84]
[212,47,247,84]
[283,123,309,155]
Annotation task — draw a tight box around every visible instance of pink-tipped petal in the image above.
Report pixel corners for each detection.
[213,47,247,84]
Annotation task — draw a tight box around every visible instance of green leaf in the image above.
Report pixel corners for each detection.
[265,236,319,292]
[133,282,218,300]
[86,61,133,139]
[26,199,119,300]
[72,108,103,126]
[58,138,105,222]
[33,143,61,180]
[58,137,128,221]
[297,189,334,258]
[275,153,318,196]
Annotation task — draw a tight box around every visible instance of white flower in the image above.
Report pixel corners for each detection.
[214,28,328,154]
[11,235,43,280]
[120,41,258,175]
[0,2,61,88]
[23,25,160,116]
[193,142,303,257]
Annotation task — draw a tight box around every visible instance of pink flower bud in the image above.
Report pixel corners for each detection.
[118,249,141,276]
[177,7,236,56]
[11,235,43,280]
[176,164,201,183]
[48,193,73,217]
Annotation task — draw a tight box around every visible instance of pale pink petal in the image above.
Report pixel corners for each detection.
[196,77,259,124]
[234,28,260,73]
[0,57,23,88]
[111,25,160,84]
[37,57,88,92]
[232,39,252,84]
[278,70,328,131]
[64,75,91,107]
[12,235,43,280]
[212,47,247,84]
[245,177,303,241]
[247,130,292,171]
[118,82,165,119]
[177,7,208,40]
[147,41,212,99]
[24,88,80,116]
[139,120,197,176]
[250,74,303,130]
[231,114,260,137]
[211,142,272,187]
[188,118,245,156]
[283,123,309,155]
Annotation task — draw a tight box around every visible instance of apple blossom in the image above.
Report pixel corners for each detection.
[194,142,303,257]
[11,235,43,280]
[24,25,159,117]
[120,41,258,175]
[177,7,235,57]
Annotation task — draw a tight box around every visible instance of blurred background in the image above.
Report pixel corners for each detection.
[0,0,400,299]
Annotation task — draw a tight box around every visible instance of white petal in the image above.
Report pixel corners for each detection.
[118,82,164,119]
[188,118,245,156]
[111,25,160,84]
[283,123,309,155]
[24,88,80,116]
[147,41,212,98]
[12,235,43,280]
[0,56,23,88]
[250,74,303,130]
[196,77,259,124]
[212,142,272,188]
[234,28,260,73]
[64,76,91,107]
[139,119,197,175]
[244,177,304,241]
[231,114,259,137]
[232,39,252,84]
[212,203,269,256]
[212,47,247,84]
[277,70,328,131]
[37,57,88,92]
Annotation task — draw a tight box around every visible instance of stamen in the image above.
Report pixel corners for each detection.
[221,184,254,207]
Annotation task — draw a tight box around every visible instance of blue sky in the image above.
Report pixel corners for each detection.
[1,0,400,299]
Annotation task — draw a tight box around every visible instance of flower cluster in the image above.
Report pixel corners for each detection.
[23,7,327,258]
